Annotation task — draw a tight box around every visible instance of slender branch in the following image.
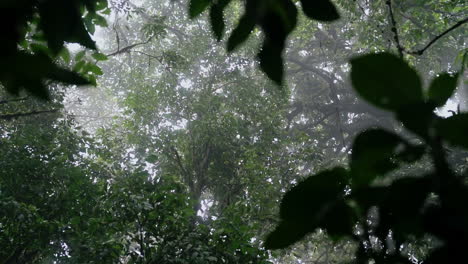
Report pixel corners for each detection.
[0,109,59,120]
[0,97,29,105]
[408,17,468,55]
[386,0,404,58]
[134,51,178,78]
[106,36,154,57]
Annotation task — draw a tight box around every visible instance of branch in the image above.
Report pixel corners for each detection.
[0,97,29,105]
[0,109,59,120]
[408,17,468,55]
[386,0,404,58]
[106,36,154,57]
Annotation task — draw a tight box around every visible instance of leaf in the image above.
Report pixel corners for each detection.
[209,0,231,41]
[73,60,86,72]
[350,53,423,111]
[258,41,284,85]
[350,129,402,187]
[47,67,91,85]
[1,51,89,99]
[266,168,351,249]
[300,0,340,22]
[91,52,108,61]
[60,48,71,63]
[427,73,459,107]
[264,220,310,249]
[93,14,108,27]
[146,154,158,163]
[38,0,96,54]
[437,113,468,149]
[86,64,103,76]
[396,102,435,139]
[279,167,348,221]
[227,14,255,52]
[256,0,297,85]
[75,50,86,61]
[189,0,211,18]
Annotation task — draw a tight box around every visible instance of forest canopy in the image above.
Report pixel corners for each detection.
[1,0,467,263]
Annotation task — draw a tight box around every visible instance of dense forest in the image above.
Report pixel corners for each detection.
[1,0,467,263]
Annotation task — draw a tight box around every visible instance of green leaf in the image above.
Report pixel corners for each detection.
[75,50,86,61]
[300,0,340,22]
[30,44,52,56]
[437,113,468,149]
[93,14,108,27]
[350,53,423,111]
[189,0,211,18]
[427,73,459,107]
[91,52,108,61]
[60,48,71,63]
[87,64,103,75]
[73,60,86,72]
[351,129,402,187]
[146,154,158,163]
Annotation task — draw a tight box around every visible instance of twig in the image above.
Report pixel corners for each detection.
[106,36,154,57]
[0,97,29,105]
[408,17,468,55]
[386,0,404,58]
[0,109,59,120]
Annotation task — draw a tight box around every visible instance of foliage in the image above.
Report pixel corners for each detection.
[0,0,109,98]
[189,0,339,84]
[1,0,467,263]
[266,52,468,263]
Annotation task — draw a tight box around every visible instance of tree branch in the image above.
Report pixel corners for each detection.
[0,97,29,105]
[386,0,404,58]
[106,36,154,57]
[0,109,59,120]
[408,17,468,55]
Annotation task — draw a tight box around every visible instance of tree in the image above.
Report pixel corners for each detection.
[2,0,467,263]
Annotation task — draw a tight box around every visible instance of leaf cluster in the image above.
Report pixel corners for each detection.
[266,52,468,263]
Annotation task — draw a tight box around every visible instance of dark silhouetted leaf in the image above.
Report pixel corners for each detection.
[351,53,423,111]
[38,0,96,54]
[48,67,91,86]
[351,129,402,187]
[396,102,435,139]
[209,0,231,41]
[437,113,468,149]
[318,200,355,240]
[264,220,310,249]
[189,0,211,18]
[280,167,348,221]
[300,0,340,22]
[227,15,255,52]
[379,177,430,240]
[427,73,459,107]
[267,168,350,249]
[258,41,284,85]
